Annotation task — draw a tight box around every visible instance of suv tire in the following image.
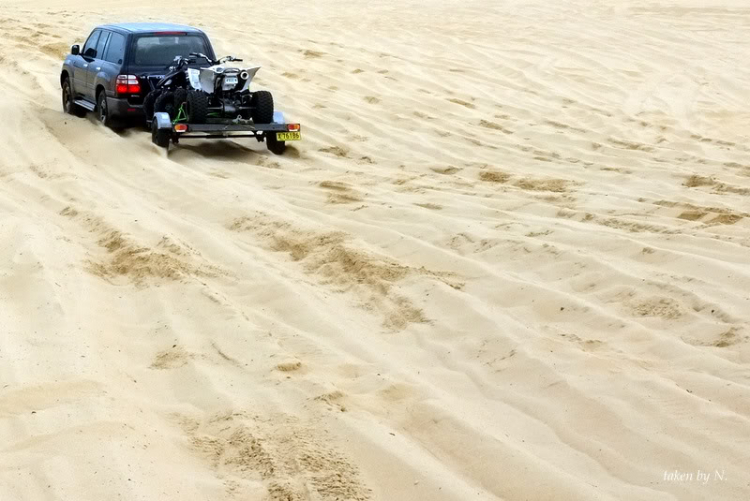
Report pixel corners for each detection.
[62,78,86,118]
[97,90,120,129]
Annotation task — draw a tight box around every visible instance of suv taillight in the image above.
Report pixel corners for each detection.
[116,75,141,96]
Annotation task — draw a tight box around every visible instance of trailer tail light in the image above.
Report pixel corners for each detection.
[174,124,188,133]
[116,75,141,96]
[286,124,300,132]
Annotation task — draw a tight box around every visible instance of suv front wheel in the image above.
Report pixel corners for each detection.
[62,78,86,118]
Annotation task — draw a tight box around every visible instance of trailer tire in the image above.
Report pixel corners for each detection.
[266,133,286,155]
[151,119,171,150]
[251,91,274,124]
[185,90,208,123]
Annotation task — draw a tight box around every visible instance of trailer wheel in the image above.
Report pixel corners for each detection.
[266,133,286,155]
[251,91,274,124]
[151,119,171,150]
[185,90,208,123]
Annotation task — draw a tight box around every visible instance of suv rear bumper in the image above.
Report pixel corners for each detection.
[107,96,145,119]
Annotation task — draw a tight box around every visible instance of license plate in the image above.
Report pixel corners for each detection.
[276,132,301,141]
[224,76,238,86]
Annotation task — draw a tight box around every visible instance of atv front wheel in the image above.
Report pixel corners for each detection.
[266,133,286,155]
[251,91,274,124]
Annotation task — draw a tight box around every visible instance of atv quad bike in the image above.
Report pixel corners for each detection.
[146,54,300,154]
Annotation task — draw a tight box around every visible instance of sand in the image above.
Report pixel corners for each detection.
[0,0,749,499]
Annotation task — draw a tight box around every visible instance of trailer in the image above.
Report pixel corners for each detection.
[150,111,301,154]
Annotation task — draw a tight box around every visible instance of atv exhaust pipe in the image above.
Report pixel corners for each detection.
[240,71,250,80]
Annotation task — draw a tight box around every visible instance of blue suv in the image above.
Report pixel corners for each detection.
[60,23,215,127]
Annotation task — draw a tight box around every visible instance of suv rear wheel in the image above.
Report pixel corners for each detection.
[97,90,119,129]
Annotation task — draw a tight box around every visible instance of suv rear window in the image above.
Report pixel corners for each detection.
[105,32,127,64]
[132,35,208,66]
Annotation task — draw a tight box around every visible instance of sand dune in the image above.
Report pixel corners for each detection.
[0,0,749,500]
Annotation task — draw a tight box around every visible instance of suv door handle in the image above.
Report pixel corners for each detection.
[95,67,101,71]
[83,64,88,68]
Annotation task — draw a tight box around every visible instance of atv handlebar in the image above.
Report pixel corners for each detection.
[218,55,243,63]
[187,53,244,65]
[168,54,246,72]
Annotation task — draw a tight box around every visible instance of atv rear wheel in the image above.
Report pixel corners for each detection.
[250,91,274,124]
[154,91,175,120]
[143,90,162,120]
[173,89,188,109]
[185,90,208,123]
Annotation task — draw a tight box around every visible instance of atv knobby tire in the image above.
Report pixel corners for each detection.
[250,91,274,124]
[185,90,208,123]
[143,90,162,120]
[154,91,175,120]
[173,89,188,109]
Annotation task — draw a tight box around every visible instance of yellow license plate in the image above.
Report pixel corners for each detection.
[276,132,301,141]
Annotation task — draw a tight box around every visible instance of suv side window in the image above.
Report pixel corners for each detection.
[82,30,101,58]
[95,31,110,60]
[104,32,127,64]
[81,30,101,57]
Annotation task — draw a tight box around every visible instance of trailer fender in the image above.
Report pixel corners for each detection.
[272,111,286,125]
[154,112,172,131]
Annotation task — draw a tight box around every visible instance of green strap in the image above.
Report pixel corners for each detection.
[172,103,187,124]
